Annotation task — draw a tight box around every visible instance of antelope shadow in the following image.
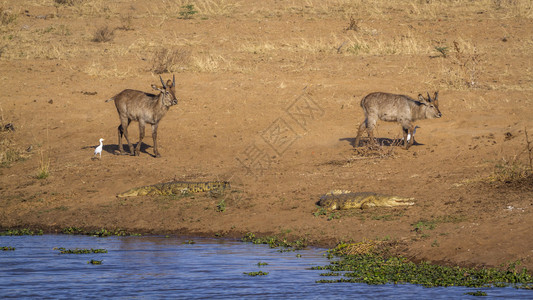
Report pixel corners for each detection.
[339,137,423,148]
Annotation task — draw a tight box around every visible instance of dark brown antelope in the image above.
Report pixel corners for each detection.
[105,75,178,157]
[354,92,442,150]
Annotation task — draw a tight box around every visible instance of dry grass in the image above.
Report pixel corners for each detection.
[0,108,26,168]
[150,47,191,74]
[439,39,485,89]
[0,6,17,26]
[84,59,132,78]
[191,53,229,72]
[485,129,533,184]
[352,141,398,160]
[37,148,50,179]
[91,25,114,43]
[0,131,23,168]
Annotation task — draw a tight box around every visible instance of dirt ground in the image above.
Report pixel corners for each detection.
[1,0,533,271]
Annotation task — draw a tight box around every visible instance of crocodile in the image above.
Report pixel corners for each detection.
[117,181,230,197]
[318,190,414,210]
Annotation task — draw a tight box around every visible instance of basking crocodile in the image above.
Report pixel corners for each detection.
[117,181,230,197]
[318,190,414,210]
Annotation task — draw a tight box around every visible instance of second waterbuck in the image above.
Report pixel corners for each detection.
[106,75,178,157]
[354,92,442,150]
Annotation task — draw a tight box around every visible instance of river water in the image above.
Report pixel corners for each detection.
[0,235,530,299]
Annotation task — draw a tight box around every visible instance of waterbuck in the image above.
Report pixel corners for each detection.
[354,92,442,150]
[105,75,178,157]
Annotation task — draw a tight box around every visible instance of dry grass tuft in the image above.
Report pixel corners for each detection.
[352,138,399,159]
[54,0,77,6]
[150,47,191,74]
[92,25,114,43]
[37,148,50,179]
[0,131,23,168]
[484,129,533,186]
[0,6,17,26]
[0,109,26,168]
[191,53,228,72]
[117,14,134,31]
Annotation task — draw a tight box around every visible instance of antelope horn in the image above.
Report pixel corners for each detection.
[159,75,166,88]
[427,92,431,102]
[172,74,175,87]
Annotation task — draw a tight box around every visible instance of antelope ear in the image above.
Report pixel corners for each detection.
[166,79,172,88]
[433,91,439,101]
[418,94,427,103]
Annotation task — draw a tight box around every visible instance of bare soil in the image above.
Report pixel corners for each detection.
[1,0,532,271]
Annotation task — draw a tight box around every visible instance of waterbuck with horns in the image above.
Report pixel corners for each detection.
[105,75,178,157]
[354,92,442,150]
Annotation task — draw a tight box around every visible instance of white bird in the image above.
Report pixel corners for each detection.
[94,138,104,159]
[406,126,420,144]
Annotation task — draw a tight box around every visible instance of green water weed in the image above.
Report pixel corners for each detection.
[244,271,268,276]
[313,253,533,288]
[0,228,43,236]
[54,247,108,254]
[88,259,103,264]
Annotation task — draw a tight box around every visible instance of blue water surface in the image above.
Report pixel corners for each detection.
[0,235,531,299]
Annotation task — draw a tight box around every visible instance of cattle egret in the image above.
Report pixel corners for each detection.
[94,138,104,159]
[406,126,420,144]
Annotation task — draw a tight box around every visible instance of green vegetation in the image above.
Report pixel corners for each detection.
[413,215,467,234]
[88,259,103,265]
[216,199,226,212]
[465,291,488,296]
[62,227,140,237]
[1,246,15,251]
[313,251,533,289]
[413,219,436,232]
[0,228,43,236]
[257,262,268,267]
[313,207,342,221]
[434,46,449,58]
[54,247,108,254]
[36,149,50,179]
[179,4,198,19]
[243,271,268,276]
[241,233,307,252]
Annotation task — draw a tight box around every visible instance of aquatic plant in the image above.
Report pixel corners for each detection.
[1,246,15,251]
[0,228,43,236]
[60,227,140,237]
[465,291,487,296]
[257,262,268,267]
[184,240,196,244]
[54,247,108,254]
[243,271,269,276]
[313,252,533,289]
[241,232,307,251]
[62,227,85,235]
[87,259,103,265]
